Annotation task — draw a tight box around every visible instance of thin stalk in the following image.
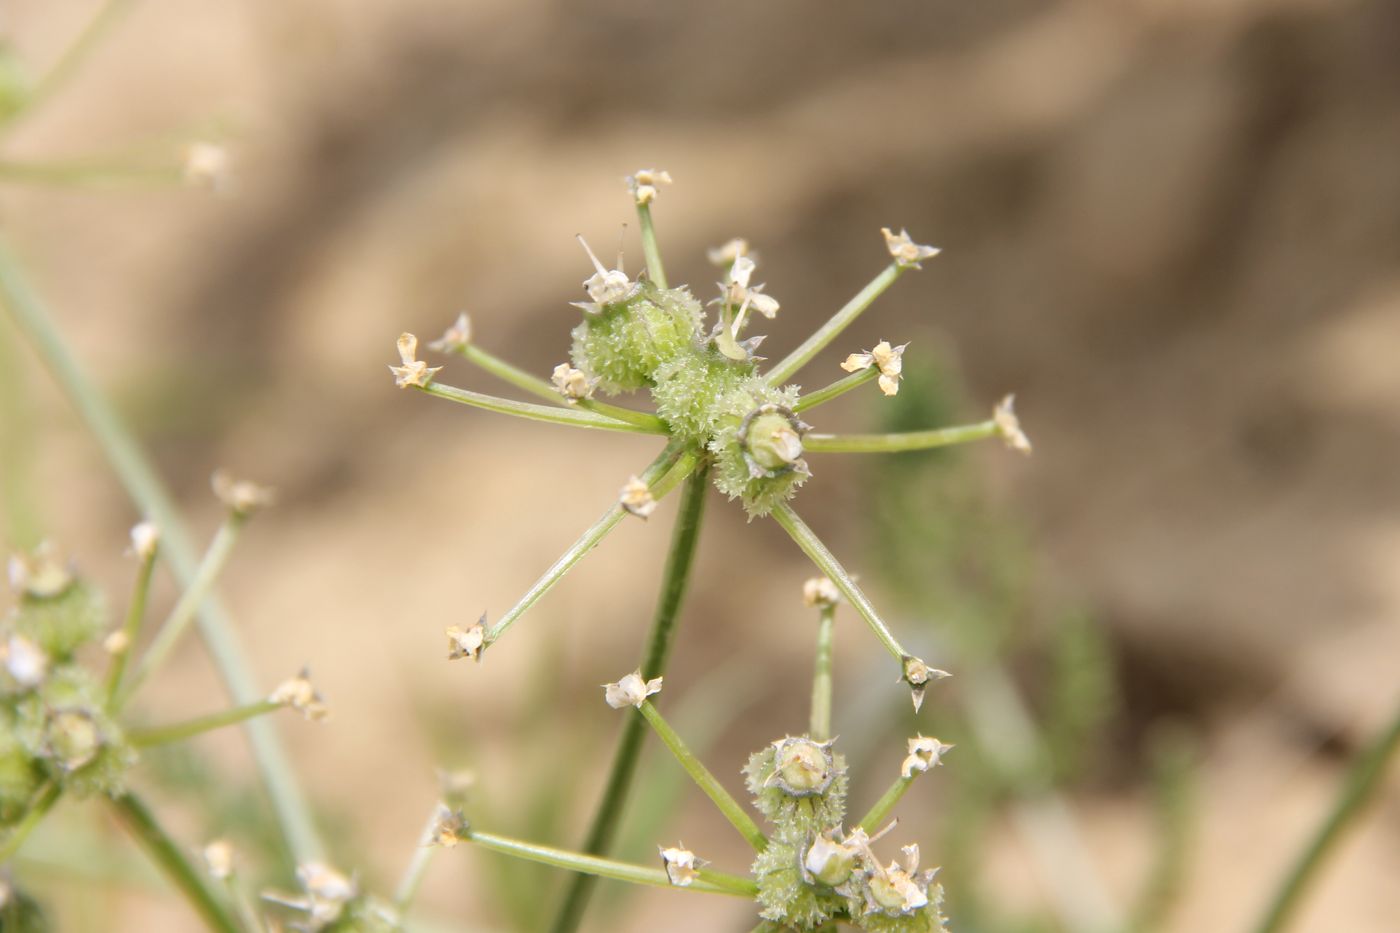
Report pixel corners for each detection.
[765,263,903,387]
[484,443,692,645]
[803,421,998,454]
[793,367,878,413]
[416,382,665,435]
[637,700,767,852]
[858,776,914,835]
[770,503,907,664]
[128,699,282,747]
[1252,696,1400,933]
[636,203,667,289]
[456,343,665,431]
[549,463,712,933]
[8,0,135,127]
[0,782,61,863]
[223,871,266,933]
[811,606,835,742]
[110,794,240,933]
[0,160,180,188]
[394,806,444,915]
[104,538,159,704]
[468,829,754,897]
[0,236,325,862]
[120,515,245,705]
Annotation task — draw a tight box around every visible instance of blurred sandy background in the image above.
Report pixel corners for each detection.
[2,0,1399,930]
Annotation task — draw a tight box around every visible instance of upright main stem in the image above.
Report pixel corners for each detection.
[549,461,711,933]
[0,238,325,863]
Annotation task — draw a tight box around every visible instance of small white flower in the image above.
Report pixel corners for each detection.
[901,655,950,713]
[2,633,48,688]
[841,340,907,396]
[603,670,663,709]
[803,831,860,886]
[429,804,470,848]
[445,619,486,662]
[659,845,702,887]
[719,255,780,319]
[211,470,274,517]
[183,142,231,191]
[619,475,656,519]
[128,521,159,561]
[706,238,750,267]
[573,236,635,314]
[802,576,841,609]
[389,332,443,389]
[103,630,131,656]
[202,839,234,880]
[428,312,473,353]
[994,394,1032,455]
[900,735,954,779]
[551,363,596,402]
[881,227,940,269]
[626,168,673,205]
[269,668,330,722]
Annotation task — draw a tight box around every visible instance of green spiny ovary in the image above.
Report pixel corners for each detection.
[570,279,811,516]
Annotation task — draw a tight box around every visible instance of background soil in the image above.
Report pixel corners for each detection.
[2,0,1398,930]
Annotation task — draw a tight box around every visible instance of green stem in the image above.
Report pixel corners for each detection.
[120,515,245,706]
[0,159,181,188]
[765,263,903,387]
[468,829,754,897]
[104,540,159,705]
[415,381,665,434]
[859,776,914,835]
[637,700,767,852]
[636,203,667,289]
[128,699,282,747]
[110,794,240,933]
[0,782,61,863]
[549,463,711,933]
[792,368,879,413]
[484,444,692,645]
[0,236,325,863]
[811,606,835,742]
[457,344,665,431]
[7,0,135,129]
[803,421,998,454]
[770,503,908,664]
[1252,696,1400,933]
[394,806,443,915]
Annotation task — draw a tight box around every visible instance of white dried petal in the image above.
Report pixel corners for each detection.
[103,630,131,656]
[802,577,841,609]
[994,394,1032,454]
[627,168,672,205]
[603,670,663,709]
[129,522,159,561]
[881,227,941,269]
[659,845,700,887]
[297,861,356,904]
[202,839,234,880]
[841,351,874,374]
[389,332,443,389]
[445,622,486,662]
[269,668,330,722]
[2,633,48,688]
[551,363,595,402]
[706,238,750,266]
[430,804,469,848]
[901,735,954,779]
[748,292,780,319]
[211,470,275,516]
[428,313,473,353]
[619,475,656,519]
[183,142,231,191]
